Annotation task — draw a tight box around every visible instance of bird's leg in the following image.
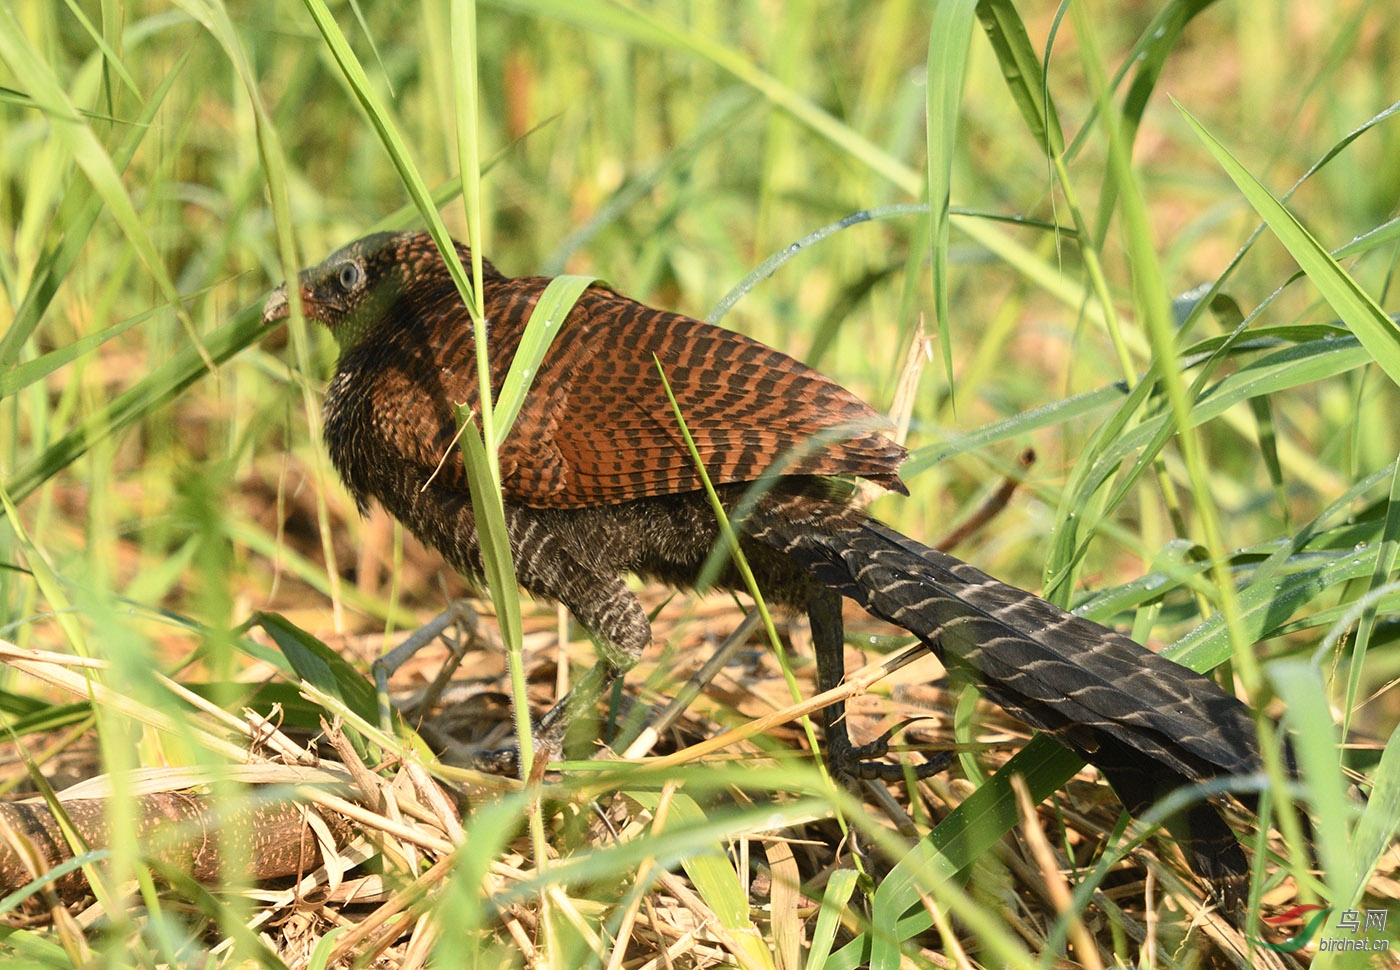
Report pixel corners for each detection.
[531,574,652,756]
[807,584,948,782]
[531,657,623,753]
[468,574,652,775]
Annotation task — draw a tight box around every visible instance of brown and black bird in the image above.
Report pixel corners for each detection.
[264,230,1264,900]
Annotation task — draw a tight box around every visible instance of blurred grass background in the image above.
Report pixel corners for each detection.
[1,0,1398,967]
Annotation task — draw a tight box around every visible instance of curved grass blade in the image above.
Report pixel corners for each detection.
[974,0,1065,156]
[1179,101,1400,388]
[0,6,205,367]
[0,308,149,398]
[491,275,600,448]
[0,50,187,370]
[628,790,775,970]
[297,0,480,334]
[806,869,858,970]
[1,305,275,514]
[926,0,978,397]
[707,204,927,325]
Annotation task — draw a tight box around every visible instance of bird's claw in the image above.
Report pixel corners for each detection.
[465,745,524,776]
[828,716,948,782]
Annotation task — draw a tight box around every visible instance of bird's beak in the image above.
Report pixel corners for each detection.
[262,283,290,325]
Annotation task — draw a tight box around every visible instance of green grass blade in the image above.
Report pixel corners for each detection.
[1270,659,1357,904]
[650,356,830,785]
[252,611,383,760]
[1169,542,1379,672]
[456,411,530,777]
[1045,327,1370,600]
[0,484,88,656]
[628,791,774,970]
[59,0,142,97]
[925,0,977,398]
[706,204,927,327]
[1091,0,1218,237]
[0,849,113,917]
[1077,6,1251,692]
[2,305,275,513]
[0,49,184,370]
[1344,720,1400,909]
[1117,1,1216,143]
[974,0,1065,156]
[0,6,202,361]
[491,275,599,448]
[1341,461,1400,746]
[903,382,1127,477]
[0,309,148,398]
[434,793,537,958]
[451,0,487,310]
[297,0,478,324]
[1179,101,1400,388]
[860,739,1082,961]
[806,868,858,970]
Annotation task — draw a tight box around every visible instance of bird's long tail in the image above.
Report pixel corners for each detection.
[748,504,1261,900]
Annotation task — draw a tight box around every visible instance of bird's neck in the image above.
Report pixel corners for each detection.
[331,312,378,354]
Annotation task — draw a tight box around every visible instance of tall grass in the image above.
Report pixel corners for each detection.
[0,1,1397,967]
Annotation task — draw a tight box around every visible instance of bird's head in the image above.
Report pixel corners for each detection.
[262,231,470,351]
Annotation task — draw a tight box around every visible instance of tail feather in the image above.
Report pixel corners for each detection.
[746,501,1265,911]
[753,512,1262,784]
[1092,737,1251,910]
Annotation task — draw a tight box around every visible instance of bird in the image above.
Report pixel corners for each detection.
[263,230,1264,903]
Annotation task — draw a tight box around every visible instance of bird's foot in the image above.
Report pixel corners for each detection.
[463,744,524,776]
[828,717,949,782]
[459,724,564,780]
[456,684,581,779]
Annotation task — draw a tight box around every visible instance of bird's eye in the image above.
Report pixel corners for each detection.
[337,261,364,292]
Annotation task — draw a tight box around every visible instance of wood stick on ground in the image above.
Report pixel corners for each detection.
[0,793,357,901]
